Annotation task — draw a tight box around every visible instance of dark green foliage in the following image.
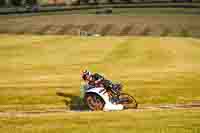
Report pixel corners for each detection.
[10,0,22,6]
[80,0,89,5]
[0,0,6,7]
[25,0,38,6]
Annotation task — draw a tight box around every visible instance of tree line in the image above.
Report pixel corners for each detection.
[0,0,195,7]
[0,0,37,7]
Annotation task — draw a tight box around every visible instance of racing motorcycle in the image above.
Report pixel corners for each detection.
[80,82,138,111]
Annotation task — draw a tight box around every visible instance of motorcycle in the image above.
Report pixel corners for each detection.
[80,82,138,111]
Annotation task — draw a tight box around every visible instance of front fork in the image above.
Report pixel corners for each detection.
[108,91,120,104]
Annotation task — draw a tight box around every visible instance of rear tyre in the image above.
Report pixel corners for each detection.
[84,93,105,111]
[118,93,138,109]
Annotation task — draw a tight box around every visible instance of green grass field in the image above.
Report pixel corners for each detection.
[0,35,200,107]
[0,35,200,133]
[0,109,200,133]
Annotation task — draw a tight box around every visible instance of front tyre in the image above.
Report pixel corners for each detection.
[84,93,105,111]
[118,93,138,109]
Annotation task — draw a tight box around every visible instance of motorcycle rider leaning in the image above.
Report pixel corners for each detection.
[81,70,121,96]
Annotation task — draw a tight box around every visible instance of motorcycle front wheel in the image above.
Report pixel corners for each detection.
[118,93,138,109]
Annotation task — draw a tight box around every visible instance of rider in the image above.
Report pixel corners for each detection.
[81,70,121,95]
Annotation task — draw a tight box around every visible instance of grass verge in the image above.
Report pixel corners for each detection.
[0,109,200,133]
[0,35,200,107]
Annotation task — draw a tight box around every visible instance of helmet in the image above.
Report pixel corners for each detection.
[82,70,91,80]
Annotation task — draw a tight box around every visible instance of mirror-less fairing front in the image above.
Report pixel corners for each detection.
[84,86,124,111]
